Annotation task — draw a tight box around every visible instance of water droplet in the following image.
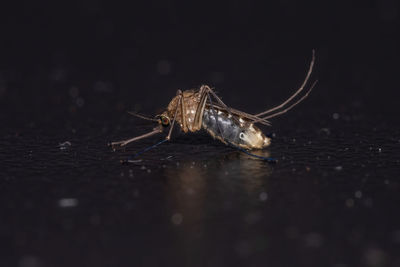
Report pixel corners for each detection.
[171,213,183,225]
[333,113,340,120]
[58,198,78,208]
[334,166,343,171]
[259,192,268,201]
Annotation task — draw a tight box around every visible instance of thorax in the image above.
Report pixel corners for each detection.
[166,90,201,132]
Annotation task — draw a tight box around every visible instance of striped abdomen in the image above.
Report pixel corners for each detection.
[202,109,271,150]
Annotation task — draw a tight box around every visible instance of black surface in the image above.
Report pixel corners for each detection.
[1,1,400,267]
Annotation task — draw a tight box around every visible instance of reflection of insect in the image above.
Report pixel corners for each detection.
[110,51,316,161]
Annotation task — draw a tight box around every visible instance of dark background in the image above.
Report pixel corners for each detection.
[1,1,399,267]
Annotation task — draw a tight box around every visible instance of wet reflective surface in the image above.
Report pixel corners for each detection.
[2,108,400,266]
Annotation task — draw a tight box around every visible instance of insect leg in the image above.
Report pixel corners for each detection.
[203,85,271,126]
[260,80,317,120]
[255,50,315,118]
[166,94,182,140]
[177,90,188,132]
[126,112,158,122]
[109,126,163,150]
[200,85,237,124]
[193,86,209,131]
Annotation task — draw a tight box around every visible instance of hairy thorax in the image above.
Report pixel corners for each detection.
[166,90,202,132]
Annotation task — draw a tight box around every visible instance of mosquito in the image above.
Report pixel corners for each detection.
[110,50,316,162]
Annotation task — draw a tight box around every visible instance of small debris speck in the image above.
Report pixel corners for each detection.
[319,128,331,135]
[355,190,362,199]
[127,159,142,163]
[333,113,340,120]
[58,198,78,208]
[334,166,343,171]
[259,192,268,201]
[58,141,72,150]
[171,213,183,225]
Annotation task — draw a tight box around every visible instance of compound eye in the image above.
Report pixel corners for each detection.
[161,116,170,127]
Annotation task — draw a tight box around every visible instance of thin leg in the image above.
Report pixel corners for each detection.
[193,86,209,131]
[166,94,182,140]
[260,80,317,120]
[204,85,271,126]
[199,85,239,124]
[127,112,158,122]
[110,127,163,150]
[200,85,230,111]
[178,90,188,132]
[255,50,315,117]
[193,85,270,132]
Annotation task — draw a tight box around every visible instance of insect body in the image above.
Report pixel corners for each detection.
[161,88,271,149]
[202,109,271,149]
[110,51,316,158]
